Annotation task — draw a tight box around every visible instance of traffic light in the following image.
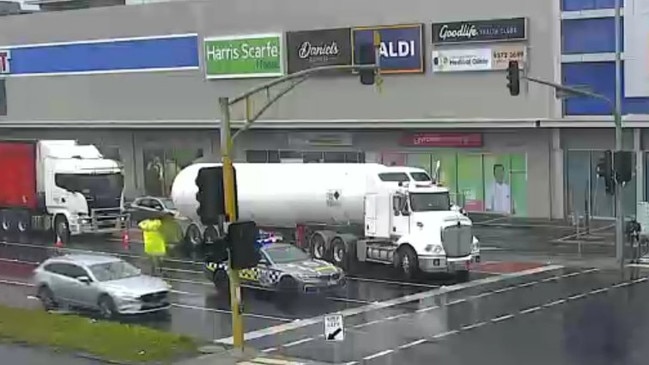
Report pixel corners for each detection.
[506,61,520,96]
[357,43,376,85]
[195,166,224,225]
[596,150,614,195]
[195,166,239,225]
[614,150,633,184]
[227,220,261,270]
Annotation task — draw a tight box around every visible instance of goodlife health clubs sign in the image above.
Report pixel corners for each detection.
[286,28,352,74]
[432,17,527,44]
[352,23,424,74]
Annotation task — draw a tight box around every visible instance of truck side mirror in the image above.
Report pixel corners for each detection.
[392,196,401,216]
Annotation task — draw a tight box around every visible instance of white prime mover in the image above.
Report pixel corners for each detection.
[0,140,129,243]
[171,163,480,278]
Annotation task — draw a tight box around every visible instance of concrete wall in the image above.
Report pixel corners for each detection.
[0,0,556,122]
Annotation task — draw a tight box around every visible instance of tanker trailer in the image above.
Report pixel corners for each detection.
[171,163,480,279]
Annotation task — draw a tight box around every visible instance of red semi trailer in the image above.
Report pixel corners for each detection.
[0,140,128,243]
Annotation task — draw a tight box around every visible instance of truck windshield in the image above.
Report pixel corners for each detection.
[378,172,409,182]
[410,172,432,182]
[409,192,451,212]
[264,245,309,264]
[55,173,124,194]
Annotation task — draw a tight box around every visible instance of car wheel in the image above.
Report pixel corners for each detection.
[98,295,117,319]
[37,286,58,311]
[396,245,419,280]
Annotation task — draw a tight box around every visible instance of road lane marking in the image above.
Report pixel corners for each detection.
[493,286,515,293]
[446,298,467,305]
[517,280,538,288]
[282,338,314,348]
[171,303,293,322]
[491,314,515,323]
[590,288,609,294]
[214,265,565,345]
[344,276,440,289]
[415,305,439,313]
[363,349,394,361]
[398,339,427,350]
[432,330,459,339]
[0,279,34,287]
[568,293,587,300]
[319,276,649,362]
[519,306,542,314]
[461,322,486,331]
[260,348,277,353]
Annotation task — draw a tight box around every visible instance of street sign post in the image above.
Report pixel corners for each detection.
[324,314,344,341]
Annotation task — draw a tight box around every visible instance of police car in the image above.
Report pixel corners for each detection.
[205,231,346,295]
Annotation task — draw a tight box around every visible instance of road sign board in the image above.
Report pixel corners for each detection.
[324,314,344,341]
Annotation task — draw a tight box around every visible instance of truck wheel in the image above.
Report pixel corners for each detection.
[396,245,419,280]
[16,210,31,243]
[309,233,329,261]
[0,210,9,242]
[184,224,202,249]
[54,215,71,244]
[331,237,348,270]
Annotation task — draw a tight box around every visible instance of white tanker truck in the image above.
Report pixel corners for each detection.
[170,163,480,279]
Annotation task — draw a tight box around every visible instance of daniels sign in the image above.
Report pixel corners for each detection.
[286,28,352,74]
[432,17,527,44]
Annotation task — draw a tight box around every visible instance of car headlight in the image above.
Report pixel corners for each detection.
[425,244,443,254]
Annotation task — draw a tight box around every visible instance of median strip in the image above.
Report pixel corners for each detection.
[0,305,198,363]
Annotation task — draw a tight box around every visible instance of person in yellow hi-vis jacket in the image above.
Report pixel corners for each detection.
[139,218,167,276]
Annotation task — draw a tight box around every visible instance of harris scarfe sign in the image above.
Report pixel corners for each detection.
[352,24,424,74]
[203,33,284,79]
[432,17,527,44]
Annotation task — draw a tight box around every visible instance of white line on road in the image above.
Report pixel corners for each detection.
[344,276,440,289]
[446,298,467,305]
[590,288,609,294]
[333,275,649,362]
[415,305,440,313]
[282,338,314,348]
[171,303,293,322]
[363,349,394,361]
[517,280,539,288]
[398,339,427,350]
[568,293,587,300]
[213,265,564,345]
[491,314,515,323]
[0,279,34,287]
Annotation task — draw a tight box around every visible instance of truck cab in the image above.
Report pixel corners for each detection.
[360,182,480,279]
[40,141,128,241]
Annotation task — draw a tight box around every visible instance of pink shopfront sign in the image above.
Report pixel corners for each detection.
[400,132,483,148]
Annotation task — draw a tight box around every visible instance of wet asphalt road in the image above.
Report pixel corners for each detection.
[1,224,644,365]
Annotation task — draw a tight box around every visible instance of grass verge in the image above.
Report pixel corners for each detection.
[0,305,198,363]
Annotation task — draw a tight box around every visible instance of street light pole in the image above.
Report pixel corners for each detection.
[614,0,624,271]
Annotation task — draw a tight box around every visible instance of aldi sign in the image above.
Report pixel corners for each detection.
[352,24,424,74]
[203,33,284,79]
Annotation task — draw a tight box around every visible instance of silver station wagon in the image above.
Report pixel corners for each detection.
[33,254,172,319]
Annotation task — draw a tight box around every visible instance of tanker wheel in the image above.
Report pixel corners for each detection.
[0,210,9,242]
[309,233,330,261]
[395,245,418,280]
[331,237,349,270]
[184,224,202,249]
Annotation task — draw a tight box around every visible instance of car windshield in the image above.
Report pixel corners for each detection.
[89,260,141,282]
[264,245,310,264]
[160,198,176,209]
[409,192,451,212]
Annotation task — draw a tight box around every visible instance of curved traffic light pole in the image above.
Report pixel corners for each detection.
[218,32,381,350]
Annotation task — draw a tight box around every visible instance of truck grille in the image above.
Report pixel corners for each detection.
[139,291,169,303]
[441,224,473,258]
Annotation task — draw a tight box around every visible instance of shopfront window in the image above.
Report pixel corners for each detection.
[382,151,528,217]
[246,150,365,163]
[565,150,636,219]
[143,148,203,197]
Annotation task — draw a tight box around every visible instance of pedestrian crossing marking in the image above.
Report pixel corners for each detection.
[237,357,305,365]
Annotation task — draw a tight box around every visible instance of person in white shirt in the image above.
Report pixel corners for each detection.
[486,164,513,214]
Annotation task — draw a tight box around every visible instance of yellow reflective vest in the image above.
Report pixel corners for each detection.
[139,218,167,256]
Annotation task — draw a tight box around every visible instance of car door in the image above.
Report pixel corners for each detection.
[59,263,94,308]
[42,263,71,302]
